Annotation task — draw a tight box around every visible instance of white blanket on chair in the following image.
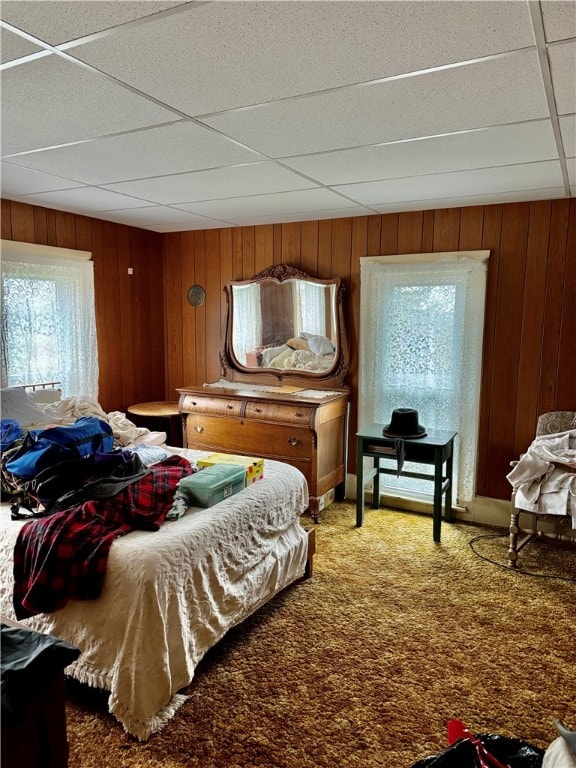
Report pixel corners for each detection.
[506,429,576,527]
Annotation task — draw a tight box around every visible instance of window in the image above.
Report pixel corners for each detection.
[231,282,262,366]
[1,241,99,398]
[359,253,488,504]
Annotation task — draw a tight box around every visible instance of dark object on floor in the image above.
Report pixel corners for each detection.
[410,732,544,768]
[1,621,80,768]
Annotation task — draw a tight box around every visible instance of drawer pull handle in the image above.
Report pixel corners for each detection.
[195,426,204,433]
[254,408,261,413]
[191,401,197,406]
[288,437,301,446]
[227,404,233,409]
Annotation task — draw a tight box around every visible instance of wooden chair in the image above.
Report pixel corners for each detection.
[508,411,576,568]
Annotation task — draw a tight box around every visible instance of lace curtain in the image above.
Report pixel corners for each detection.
[359,257,487,503]
[1,253,98,398]
[294,281,326,337]
[232,283,262,365]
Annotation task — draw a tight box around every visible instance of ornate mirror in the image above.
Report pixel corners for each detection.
[221,264,349,389]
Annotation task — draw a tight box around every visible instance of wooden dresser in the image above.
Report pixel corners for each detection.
[178,384,348,519]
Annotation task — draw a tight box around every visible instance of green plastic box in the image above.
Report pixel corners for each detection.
[178,463,246,508]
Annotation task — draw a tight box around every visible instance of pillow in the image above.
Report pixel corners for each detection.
[28,388,62,405]
[300,333,335,356]
[286,337,310,351]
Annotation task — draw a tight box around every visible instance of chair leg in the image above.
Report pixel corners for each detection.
[508,510,520,568]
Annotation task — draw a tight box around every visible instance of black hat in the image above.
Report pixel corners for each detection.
[382,408,427,439]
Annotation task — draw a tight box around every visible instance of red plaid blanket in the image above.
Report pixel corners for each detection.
[13,455,192,619]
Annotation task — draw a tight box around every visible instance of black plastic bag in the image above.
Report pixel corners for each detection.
[410,733,544,768]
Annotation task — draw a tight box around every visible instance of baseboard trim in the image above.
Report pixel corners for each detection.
[345,473,513,530]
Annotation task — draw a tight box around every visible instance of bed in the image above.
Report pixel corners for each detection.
[0,391,312,740]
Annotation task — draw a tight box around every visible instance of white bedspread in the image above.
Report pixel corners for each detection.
[0,449,309,739]
[506,429,576,527]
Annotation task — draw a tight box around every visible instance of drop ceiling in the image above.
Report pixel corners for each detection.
[1,0,574,233]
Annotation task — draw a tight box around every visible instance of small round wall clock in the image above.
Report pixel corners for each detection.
[187,284,206,307]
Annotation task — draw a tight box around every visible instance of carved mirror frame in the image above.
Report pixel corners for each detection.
[221,264,349,389]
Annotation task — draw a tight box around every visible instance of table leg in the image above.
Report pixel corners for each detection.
[433,449,442,543]
[373,457,381,509]
[356,437,365,527]
[445,445,454,522]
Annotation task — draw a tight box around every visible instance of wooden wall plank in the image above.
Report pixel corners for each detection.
[486,203,529,499]
[180,231,197,388]
[55,211,76,249]
[513,201,550,455]
[117,227,135,407]
[380,213,399,255]
[10,202,35,242]
[318,220,332,276]
[366,215,381,255]
[300,220,319,276]
[281,222,302,269]
[1,200,12,239]
[242,226,255,278]
[458,206,484,250]
[254,225,274,274]
[163,233,184,399]
[193,231,207,386]
[398,211,424,253]
[205,229,223,384]
[33,208,48,245]
[433,207,460,251]
[538,200,570,415]
[348,216,368,468]
[556,199,576,408]
[475,204,503,496]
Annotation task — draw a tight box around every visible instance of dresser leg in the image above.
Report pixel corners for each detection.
[308,498,320,523]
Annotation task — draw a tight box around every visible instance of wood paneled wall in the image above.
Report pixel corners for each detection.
[162,200,575,501]
[1,199,166,413]
[3,197,574,500]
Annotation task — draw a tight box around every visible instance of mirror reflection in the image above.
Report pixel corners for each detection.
[231,278,338,373]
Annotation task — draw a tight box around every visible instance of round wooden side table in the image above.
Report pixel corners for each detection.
[127,401,183,447]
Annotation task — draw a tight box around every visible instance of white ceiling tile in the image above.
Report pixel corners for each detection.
[1,161,84,195]
[5,121,265,185]
[567,157,576,185]
[225,207,375,226]
[571,186,576,196]
[152,220,234,232]
[95,206,228,231]
[560,115,576,157]
[201,50,549,157]
[15,186,154,214]
[333,162,565,205]
[175,188,357,218]
[548,40,576,115]
[280,121,559,185]
[0,1,187,45]
[0,27,44,63]
[370,188,568,213]
[71,1,535,116]
[103,162,317,205]
[540,0,576,42]
[1,55,178,155]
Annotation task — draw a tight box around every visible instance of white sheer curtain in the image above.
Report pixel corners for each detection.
[359,256,487,503]
[232,283,262,365]
[1,251,98,398]
[294,281,326,337]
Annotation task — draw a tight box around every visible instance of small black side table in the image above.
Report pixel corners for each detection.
[356,424,457,542]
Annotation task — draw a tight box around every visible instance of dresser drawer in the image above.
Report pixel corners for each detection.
[244,401,313,426]
[181,394,243,418]
[185,415,312,459]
